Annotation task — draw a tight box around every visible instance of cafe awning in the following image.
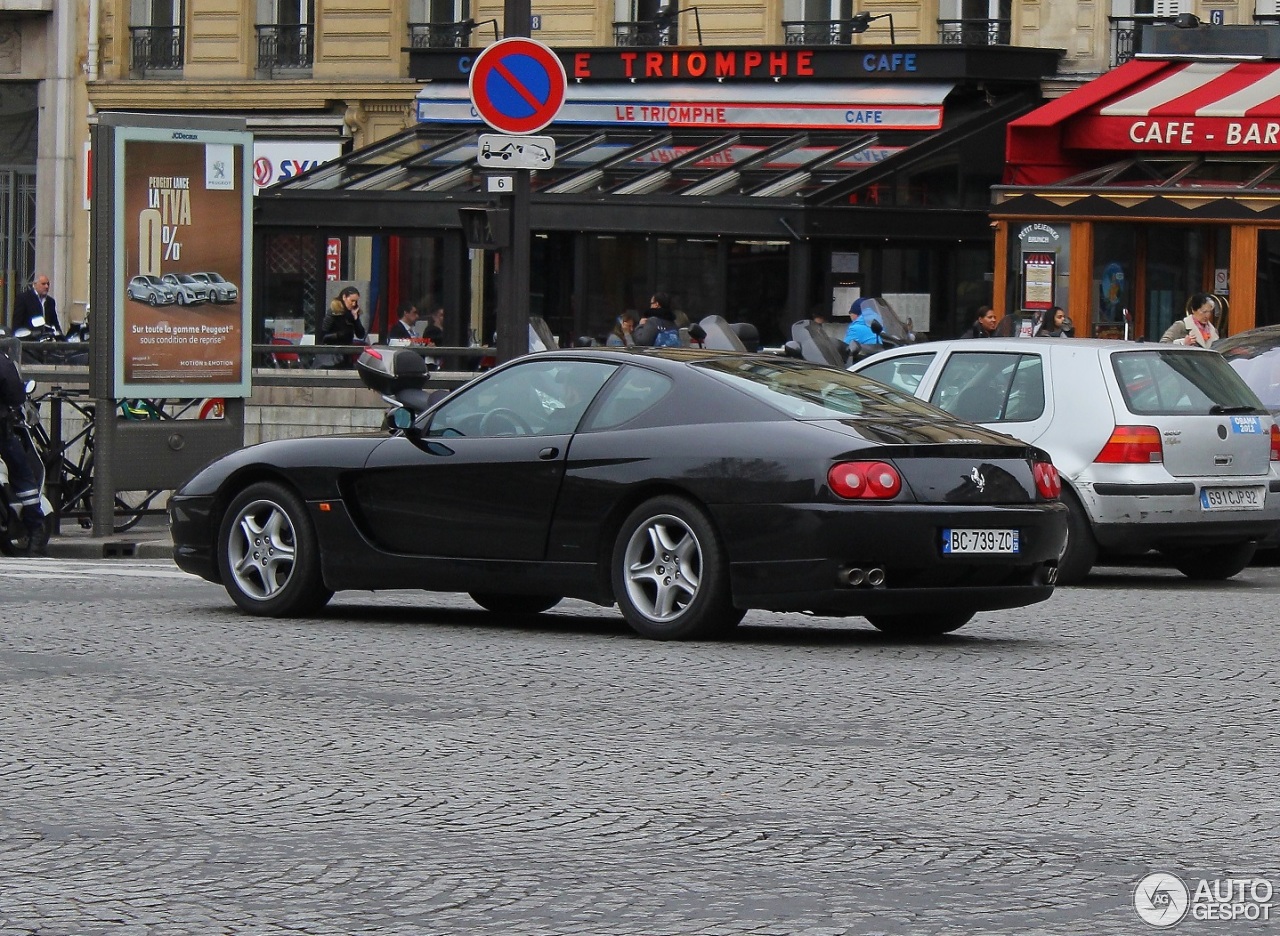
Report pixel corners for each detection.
[414,81,955,132]
[1007,59,1280,185]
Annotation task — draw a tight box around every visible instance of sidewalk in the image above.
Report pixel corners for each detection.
[44,514,175,560]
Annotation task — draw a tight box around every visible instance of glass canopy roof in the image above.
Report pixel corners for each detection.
[270,124,921,204]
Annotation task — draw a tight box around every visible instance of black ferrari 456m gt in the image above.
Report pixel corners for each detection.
[171,346,1067,640]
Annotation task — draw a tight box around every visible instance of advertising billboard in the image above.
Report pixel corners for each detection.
[113,124,253,398]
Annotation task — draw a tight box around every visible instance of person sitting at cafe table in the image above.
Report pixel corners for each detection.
[387,301,420,342]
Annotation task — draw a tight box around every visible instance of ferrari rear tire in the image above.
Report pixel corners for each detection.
[866,612,973,637]
[1168,542,1257,581]
[470,593,561,615]
[612,495,737,640]
[217,481,332,617]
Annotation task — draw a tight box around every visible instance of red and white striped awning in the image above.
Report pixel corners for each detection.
[1066,60,1280,152]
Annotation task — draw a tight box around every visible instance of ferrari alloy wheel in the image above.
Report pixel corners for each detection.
[217,481,332,617]
[612,495,737,640]
[470,593,562,615]
[866,612,974,638]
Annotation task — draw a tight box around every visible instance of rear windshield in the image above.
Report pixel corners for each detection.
[1112,349,1265,415]
[695,356,951,420]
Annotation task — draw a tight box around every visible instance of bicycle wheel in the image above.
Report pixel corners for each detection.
[113,489,166,534]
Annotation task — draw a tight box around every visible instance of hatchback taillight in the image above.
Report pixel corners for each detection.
[828,461,902,500]
[1095,425,1163,464]
[1032,461,1061,500]
[1272,424,1280,462]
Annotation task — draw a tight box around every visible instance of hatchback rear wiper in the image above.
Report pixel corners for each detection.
[1209,404,1259,415]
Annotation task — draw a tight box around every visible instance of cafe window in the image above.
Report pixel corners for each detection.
[1091,225,1136,339]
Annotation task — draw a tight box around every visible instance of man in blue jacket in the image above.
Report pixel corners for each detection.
[843,298,884,347]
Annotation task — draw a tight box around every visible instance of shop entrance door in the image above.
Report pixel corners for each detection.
[0,168,37,329]
[1144,226,1213,341]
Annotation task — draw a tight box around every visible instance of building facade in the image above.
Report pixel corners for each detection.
[5,1,1280,338]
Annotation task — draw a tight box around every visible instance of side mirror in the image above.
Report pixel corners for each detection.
[783,341,803,358]
[23,380,36,395]
[30,315,45,329]
[14,327,30,339]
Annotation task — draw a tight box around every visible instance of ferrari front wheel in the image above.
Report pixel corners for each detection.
[217,481,332,617]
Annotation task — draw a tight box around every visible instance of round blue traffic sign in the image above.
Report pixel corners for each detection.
[468,38,567,135]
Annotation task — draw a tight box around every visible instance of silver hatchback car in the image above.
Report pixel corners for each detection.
[852,338,1280,583]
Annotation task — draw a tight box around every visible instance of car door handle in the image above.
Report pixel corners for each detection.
[538,447,559,460]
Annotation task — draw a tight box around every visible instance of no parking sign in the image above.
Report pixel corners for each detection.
[468,37,567,135]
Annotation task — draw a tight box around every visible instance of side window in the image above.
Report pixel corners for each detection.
[427,360,616,438]
[1003,357,1046,422]
[930,352,1039,423]
[583,366,674,430]
[857,352,936,395]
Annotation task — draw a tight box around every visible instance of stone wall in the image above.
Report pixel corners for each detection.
[26,366,477,453]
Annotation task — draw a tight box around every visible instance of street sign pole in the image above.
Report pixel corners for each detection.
[498,0,532,365]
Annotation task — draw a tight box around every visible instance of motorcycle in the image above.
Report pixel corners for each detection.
[784,298,916,368]
[0,377,55,556]
[14,313,87,366]
[64,319,90,364]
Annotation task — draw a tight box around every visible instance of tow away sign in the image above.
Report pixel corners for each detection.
[477,134,556,169]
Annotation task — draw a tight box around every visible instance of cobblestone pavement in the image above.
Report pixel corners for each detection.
[1,558,1277,935]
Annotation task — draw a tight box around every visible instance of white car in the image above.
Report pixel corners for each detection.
[852,337,1280,583]
[161,273,211,305]
[189,271,239,303]
[126,275,177,306]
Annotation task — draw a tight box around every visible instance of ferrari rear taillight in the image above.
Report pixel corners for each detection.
[1032,461,1061,500]
[1094,425,1163,464]
[828,461,902,500]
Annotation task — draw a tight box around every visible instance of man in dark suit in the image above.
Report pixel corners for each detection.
[387,300,420,341]
[12,274,61,335]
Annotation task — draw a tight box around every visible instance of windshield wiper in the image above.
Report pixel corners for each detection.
[1209,404,1259,415]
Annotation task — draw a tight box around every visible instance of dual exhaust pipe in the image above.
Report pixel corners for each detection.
[839,566,885,588]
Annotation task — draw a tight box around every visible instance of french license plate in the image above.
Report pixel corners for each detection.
[1200,486,1265,511]
[942,528,1020,554]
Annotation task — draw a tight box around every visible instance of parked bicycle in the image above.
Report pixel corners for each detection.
[27,388,218,534]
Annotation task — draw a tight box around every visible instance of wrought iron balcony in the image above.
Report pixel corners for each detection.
[937,18,1011,46]
[1108,15,1182,66]
[408,21,477,48]
[613,20,677,46]
[782,19,856,44]
[256,23,314,75]
[129,25,183,76]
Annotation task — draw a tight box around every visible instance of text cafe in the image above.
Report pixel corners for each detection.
[255,43,1061,348]
[991,27,1280,341]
